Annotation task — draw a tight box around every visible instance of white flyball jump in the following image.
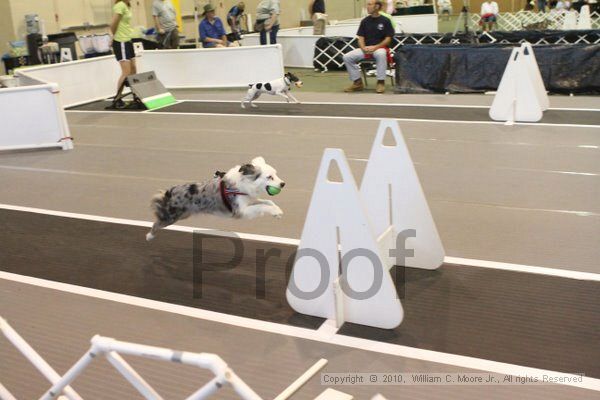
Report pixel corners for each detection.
[287,120,445,330]
[489,42,549,124]
[577,5,592,30]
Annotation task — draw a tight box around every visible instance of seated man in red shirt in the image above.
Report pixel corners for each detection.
[343,0,395,94]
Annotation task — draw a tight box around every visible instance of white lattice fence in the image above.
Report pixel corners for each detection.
[593,11,600,28]
[470,11,600,31]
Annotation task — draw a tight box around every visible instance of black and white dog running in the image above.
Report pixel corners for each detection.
[241,72,303,109]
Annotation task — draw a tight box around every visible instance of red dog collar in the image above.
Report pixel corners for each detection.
[219,180,247,213]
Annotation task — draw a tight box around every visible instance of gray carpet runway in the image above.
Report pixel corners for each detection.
[1,209,599,379]
[67,100,600,125]
[3,94,599,399]
[3,280,597,400]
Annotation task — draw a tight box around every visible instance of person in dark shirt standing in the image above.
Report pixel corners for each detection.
[343,0,395,93]
[227,2,246,41]
[309,0,327,35]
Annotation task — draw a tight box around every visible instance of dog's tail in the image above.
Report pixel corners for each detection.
[150,189,172,222]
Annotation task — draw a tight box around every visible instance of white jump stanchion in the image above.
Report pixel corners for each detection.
[287,120,446,329]
[489,43,549,124]
[577,5,592,29]
[286,148,403,330]
[520,42,549,111]
[562,10,578,30]
[360,120,445,270]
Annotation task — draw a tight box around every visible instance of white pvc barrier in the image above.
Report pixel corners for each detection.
[0,82,73,152]
[1,317,329,400]
[136,45,284,88]
[0,318,82,400]
[40,335,262,400]
[243,15,438,68]
[15,56,122,108]
[287,120,444,329]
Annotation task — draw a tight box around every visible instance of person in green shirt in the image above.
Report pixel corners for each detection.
[110,0,136,106]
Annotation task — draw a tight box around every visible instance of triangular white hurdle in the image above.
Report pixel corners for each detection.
[287,120,446,329]
[577,5,592,30]
[521,42,549,111]
[489,42,549,124]
[286,148,403,329]
[563,11,578,30]
[360,119,444,270]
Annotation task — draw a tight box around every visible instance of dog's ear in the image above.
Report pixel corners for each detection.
[251,156,266,166]
[239,163,257,176]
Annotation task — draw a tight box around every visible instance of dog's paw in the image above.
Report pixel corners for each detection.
[250,103,258,108]
[241,103,246,109]
[146,232,155,241]
[270,205,283,219]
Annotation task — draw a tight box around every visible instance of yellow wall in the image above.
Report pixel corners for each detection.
[177,0,359,41]
[5,0,150,40]
[0,0,16,56]
[10,0,60,39]
[4,0,361,44]
[451,0,522,14]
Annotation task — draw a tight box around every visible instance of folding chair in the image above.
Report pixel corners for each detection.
[359,47,395,87]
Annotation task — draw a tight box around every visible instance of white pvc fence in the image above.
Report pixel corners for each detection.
[1,317,329,400]
[469,10,600,31]
[0,80,73,152]
[242,15,438,68]
[41,336,263,400]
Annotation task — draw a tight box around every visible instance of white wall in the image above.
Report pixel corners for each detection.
[16,56,122,107]
[0,83,72,151]
[137,44,284,87]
